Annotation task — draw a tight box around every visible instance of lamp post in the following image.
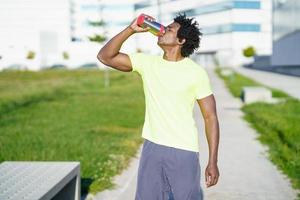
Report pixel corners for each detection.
[98,0,109,88]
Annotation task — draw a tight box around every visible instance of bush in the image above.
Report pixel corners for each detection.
[243,46,256,58]
[26,51,35,60]
[63,51,69,60]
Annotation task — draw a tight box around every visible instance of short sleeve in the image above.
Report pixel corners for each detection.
[128,52,148,75]
[195,68,213,100]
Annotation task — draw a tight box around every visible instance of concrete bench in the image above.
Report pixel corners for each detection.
[0,161,80,200]
[241,86,272,104]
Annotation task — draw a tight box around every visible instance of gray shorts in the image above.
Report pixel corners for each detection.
[135,139,203,200]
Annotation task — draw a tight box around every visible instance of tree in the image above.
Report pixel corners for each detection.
[88,4,110,88]
[88,19,105,27]
[26,50,35,60]
[62,51,69,60]
[88,20,107,43]
[88,34,106,43]
[243,46,256,58]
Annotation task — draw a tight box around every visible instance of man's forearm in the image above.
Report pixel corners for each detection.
[204,116,220,164]
[97,26,134,59]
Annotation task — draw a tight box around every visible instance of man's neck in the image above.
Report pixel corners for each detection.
[162,49,184,62]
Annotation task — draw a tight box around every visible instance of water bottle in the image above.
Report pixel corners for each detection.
[137,14,166,36]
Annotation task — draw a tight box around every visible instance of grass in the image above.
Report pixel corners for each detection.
[215,67,289,98]
[215,67,300,198]
[0,69,145,194]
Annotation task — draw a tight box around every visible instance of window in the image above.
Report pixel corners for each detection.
[202,23,261,35]
[179,0,260,17]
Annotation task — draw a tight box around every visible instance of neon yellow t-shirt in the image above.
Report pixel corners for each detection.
[129,53,213,152]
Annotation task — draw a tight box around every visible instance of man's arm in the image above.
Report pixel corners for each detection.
[96,15,153,72]
[197,94,220,187]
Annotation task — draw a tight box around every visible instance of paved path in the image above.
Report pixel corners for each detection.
[235,67,300,100]
[83,67,299,200]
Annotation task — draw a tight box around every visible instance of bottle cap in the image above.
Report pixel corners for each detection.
[137,14,145,26]
[160,26,165,35]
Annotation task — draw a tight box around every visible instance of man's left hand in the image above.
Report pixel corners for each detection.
[205,163,219,187]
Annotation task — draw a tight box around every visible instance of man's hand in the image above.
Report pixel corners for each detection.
[197,95,220,187]
[128,14,155,33]
[97,14,155,72]
[205,163,219,187]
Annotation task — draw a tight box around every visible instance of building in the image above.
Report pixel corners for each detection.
[0,0,70,71]
[0,0,139,71]
[134,0,272,68]
[272,0,300,67]
[69,0,137,69]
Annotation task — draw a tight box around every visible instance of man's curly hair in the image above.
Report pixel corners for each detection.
[173,13,202,57]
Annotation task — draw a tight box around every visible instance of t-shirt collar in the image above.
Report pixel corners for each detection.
[161,55,187,63]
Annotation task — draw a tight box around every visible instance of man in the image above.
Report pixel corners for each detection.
[97,13,220,200]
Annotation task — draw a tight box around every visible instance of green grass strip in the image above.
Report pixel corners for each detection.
[215,67,289,98]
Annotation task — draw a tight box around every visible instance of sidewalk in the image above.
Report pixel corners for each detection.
[84,67,299,200]
[235,67,300,100]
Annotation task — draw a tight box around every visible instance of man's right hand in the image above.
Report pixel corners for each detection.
[128,14,155,33]
[97,14,156,72]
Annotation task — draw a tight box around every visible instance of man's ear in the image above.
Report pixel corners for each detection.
[177,38,186,46]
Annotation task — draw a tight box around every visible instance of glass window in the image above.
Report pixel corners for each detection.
[177,0,260,17]
[202,23,261,35]
[234,1,261,9]
[232,24,261,32]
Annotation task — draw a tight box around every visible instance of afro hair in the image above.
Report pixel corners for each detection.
[173,13,202,57]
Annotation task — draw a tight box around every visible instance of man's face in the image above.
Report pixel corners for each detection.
[157,22,181,47]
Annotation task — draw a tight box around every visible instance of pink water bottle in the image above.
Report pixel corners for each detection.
[137,14,165,36]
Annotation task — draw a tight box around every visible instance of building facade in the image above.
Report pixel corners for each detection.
[272,0,300,67]
[0,0,70,70]
[134,0,272,68]
[0,0,138,70]
[68,0,137,68]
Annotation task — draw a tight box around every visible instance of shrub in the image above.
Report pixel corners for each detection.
[243,46,256,58]
[26,51,35,60]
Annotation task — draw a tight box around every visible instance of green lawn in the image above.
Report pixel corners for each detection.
[0,69,145,194]
[215,67,300,199]
[215,67,289,98]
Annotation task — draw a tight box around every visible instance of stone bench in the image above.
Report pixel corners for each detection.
[241,86,272,104]
[0,161,80,200]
